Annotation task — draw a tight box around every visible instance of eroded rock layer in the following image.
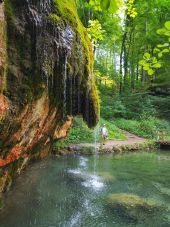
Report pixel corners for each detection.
[0,0,99,199]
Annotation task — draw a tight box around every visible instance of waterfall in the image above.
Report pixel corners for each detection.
[62,26,73,119]
[77,77,81,114]
[94,124,99,154]
[93,123,99,175]
[23,0,95,124]
[70,76,73,115]
[63,54,68,119]
[85,91,90,124]
[25,0,75,111]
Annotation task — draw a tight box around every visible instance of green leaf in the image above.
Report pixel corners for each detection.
[100,0,110,10]
[165,21,170,30]
[157,28,167,35]
[144,53,150,59]
[143,65,150,70]
[157,44,164,48]
[164,31,170,36]
[158,52,163,58]
[163,43,169,47]
[89,0,96,6]
[139,60,145,65]
[148,69,154,75]
[109,0,118,13]
[152,57,157,63]
[162,48,169,53]
[153,63,161,68]
[154,48,160,53]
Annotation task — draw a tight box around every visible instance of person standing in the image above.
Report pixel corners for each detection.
[100,124,108,145]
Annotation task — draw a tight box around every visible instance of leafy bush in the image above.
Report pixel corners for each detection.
[150,95,170,120]
[53,117,126,150]
[68,117,126,143]
[117,94,157,119]
[64,117,94,144]
[100,91,158,120]
[114,117,170,139]
[112,99,128,118]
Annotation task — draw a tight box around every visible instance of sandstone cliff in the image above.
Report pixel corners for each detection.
[0,0,99,203]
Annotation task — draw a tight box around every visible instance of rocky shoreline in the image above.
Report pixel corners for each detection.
[54,140,156,156]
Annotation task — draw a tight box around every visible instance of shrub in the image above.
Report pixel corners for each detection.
[53,117,126,150]
[114,117,170,139]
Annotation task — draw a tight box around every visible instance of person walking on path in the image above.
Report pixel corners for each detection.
[100,124,108,145]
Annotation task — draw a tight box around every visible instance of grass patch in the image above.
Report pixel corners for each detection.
[114,117,170,139]
[100,118,126,140]
[53,117,126,151]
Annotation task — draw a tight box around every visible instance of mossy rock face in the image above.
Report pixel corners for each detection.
[1,0,99,146]
[107,193,162,221]
[2,0,99,127]
[0,0,99,194]
[2,0,99,126]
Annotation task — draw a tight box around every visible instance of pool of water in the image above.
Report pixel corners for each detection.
[0,151,170,227]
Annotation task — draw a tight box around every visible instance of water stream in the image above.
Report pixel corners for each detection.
[93,124,99,175]
[0,150,170,226]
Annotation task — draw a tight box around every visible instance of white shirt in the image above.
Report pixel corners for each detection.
[101,127,108,136]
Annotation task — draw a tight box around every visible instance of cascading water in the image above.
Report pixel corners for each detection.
[13,0,98,129]
[0,0,100,201]
[70,75,73,115]
[94,123,99,154]
[63,54,68,119]
[93,123,99,176]
[77,77,81,114]
[61,26,73,119]
[25,0,75,119]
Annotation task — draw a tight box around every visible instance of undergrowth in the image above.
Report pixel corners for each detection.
[53,117,126,151]
[114,117,170,139]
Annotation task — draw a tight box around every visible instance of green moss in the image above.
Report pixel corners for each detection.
[53,0,93,71]
[4,0,15,17]
[4,0,99,128]
[107,193,162,220]
[53,0,99,124]
[107,193,158,209]
[53,140,66,153]
[49,13,61,23]
[90,77,100,123]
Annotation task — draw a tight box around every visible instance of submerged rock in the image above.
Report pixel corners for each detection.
[107,193,162,221]
[98,172,116,182]
[0,0,99,193]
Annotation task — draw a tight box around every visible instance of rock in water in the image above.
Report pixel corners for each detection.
[0,0,99,194]
[107,193,162,221]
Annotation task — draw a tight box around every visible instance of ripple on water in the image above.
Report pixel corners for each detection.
[68,168,105,191]
[82,174,104,191]
[79,157,88,168]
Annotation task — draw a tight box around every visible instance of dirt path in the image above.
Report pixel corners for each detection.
[69,131,147,151]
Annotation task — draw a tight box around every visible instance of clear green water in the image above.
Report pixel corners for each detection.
[0,151,170,227]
